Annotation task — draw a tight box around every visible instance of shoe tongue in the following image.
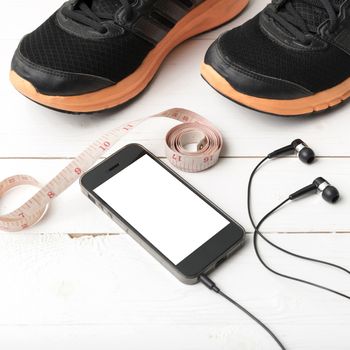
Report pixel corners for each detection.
[281,0,343,33]
[90,0,120,14]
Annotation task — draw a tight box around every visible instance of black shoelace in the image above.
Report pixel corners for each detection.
[266,0,339,44]
[62,0,133,33]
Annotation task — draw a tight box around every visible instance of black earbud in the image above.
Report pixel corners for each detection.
[289,177,340,203]
[268,139,315,164]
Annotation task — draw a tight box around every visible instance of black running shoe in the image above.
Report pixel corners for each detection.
[10,0,248,113]
[201,0,350,116]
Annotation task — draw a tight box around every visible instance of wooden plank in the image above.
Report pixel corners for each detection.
[0,158,349,234]
[0,1,63,40]
[0,324,349,350]
[0,233,348,349]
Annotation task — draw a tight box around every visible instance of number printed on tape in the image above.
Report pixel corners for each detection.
[0,109,223,232]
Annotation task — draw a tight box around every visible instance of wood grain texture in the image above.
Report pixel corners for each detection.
[0,234,349,350]
[1,0,350,349]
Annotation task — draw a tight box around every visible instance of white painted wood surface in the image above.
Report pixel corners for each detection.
[0,1,349,349]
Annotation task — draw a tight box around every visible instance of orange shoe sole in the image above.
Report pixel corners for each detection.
[201,63,350,116]
[10,0,249,114]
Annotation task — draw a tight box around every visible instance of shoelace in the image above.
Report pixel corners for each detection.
[266,0,339,44]
[62,0,133,33]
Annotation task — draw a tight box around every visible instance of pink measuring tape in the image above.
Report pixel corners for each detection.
[0,108,223,232]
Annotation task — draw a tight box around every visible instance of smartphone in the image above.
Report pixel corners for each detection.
[80,144,245,284]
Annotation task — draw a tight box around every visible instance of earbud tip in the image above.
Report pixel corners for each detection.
[299,147,315,164]
[322,186,340,203]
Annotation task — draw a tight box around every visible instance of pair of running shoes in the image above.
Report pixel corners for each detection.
[10,0,350,116]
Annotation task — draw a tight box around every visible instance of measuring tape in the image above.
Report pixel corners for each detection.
[0,108,223,232]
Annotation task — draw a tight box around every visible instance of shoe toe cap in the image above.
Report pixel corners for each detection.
[11,45,114,96]
[204,38,312,100]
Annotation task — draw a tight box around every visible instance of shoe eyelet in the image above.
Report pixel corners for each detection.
[100,26,108,34]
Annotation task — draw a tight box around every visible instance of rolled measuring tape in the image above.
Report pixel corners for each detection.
[0,108,223,232]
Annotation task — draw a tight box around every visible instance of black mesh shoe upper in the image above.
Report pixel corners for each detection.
[13,0,207,96]
[205,0,350,98]
[18,13,154,84]
[12,0,205,96]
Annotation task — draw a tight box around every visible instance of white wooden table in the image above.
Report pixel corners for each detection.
[1,1,349,349]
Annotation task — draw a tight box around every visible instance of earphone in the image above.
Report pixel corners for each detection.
[289,177,340,203]
[265,138,339,203]
[248,139,349,301]
[268,139,315,164]
[202,139,348,350]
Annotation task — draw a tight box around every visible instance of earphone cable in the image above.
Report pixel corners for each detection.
[253,198,350,300]
[200,274,286,350]
[248,157,350,299]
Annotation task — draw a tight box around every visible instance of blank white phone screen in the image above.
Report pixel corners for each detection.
[95,154,230,265]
